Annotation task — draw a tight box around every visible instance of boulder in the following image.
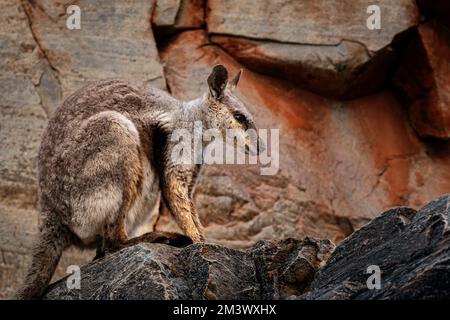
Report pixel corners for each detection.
[43,238,334,299]
[394,21,450,139]
[207,0,419,99]
[299,194,450,299]
[152,0,204,34]
[210,35,395,100]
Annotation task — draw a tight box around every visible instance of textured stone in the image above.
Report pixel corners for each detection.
[0,0,49,191]
[0,0,75,298]
[394,21,450,138]
[207,0,419,99]
[152,0,204,33]
[22,0,166,97]
[158,30,450,248]
[207,0,418,48]
[43,238,334,299]
[211,35,395,99]
[43,195,450,300]
[299,194,450,299]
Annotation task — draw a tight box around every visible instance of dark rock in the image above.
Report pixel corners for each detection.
[417,0,450,27]
[43,238,334,300]
[394,21,450,139]
[42,195,450,300]
[299,194,450,299]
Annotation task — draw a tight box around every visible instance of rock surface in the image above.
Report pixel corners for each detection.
[394,21,450,139]
[1,1,450,299]
[299,194,450,299]
[22,0,166,97]
[158,30,450,248]
[207,0,419,98]
[152,0,204,34]
[44,238,334,299]
[43,195,450,300]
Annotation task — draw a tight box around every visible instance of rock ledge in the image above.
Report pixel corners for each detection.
[44,195,450,300]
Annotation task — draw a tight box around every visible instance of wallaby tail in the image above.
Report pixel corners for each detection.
[15,219,71,300]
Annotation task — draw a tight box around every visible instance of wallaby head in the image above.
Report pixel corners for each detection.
[203,64,264,155]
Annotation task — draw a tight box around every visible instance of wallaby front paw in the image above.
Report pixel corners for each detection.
[188,233,205,243]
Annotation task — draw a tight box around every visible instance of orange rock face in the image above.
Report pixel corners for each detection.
[158,30,450,247]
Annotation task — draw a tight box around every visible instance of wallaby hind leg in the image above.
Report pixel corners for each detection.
[101,203,192,249]
[95,206,193,259]
[15,215,72,299]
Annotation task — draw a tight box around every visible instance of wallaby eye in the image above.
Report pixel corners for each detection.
[233,113,246,123]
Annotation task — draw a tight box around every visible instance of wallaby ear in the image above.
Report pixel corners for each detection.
[229,69,243,91]
[207,64,228,99]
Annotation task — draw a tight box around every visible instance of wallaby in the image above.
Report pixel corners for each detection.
[16,65,262,299]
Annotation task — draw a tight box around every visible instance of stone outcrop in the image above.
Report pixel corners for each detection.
[207,0,419,99]
[44,238,334,299]
[299,194,450,299]
[43,195,450,300]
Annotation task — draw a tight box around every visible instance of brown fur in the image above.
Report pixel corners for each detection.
[16,65,259,299]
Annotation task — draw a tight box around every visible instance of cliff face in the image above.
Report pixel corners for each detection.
[1,0,449,298]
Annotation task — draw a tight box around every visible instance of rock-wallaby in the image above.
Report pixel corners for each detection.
[16,65,262,299]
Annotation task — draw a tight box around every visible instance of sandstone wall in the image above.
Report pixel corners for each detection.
[0,0,449,298]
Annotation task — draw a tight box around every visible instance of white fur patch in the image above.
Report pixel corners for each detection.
[70,184,123,243]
